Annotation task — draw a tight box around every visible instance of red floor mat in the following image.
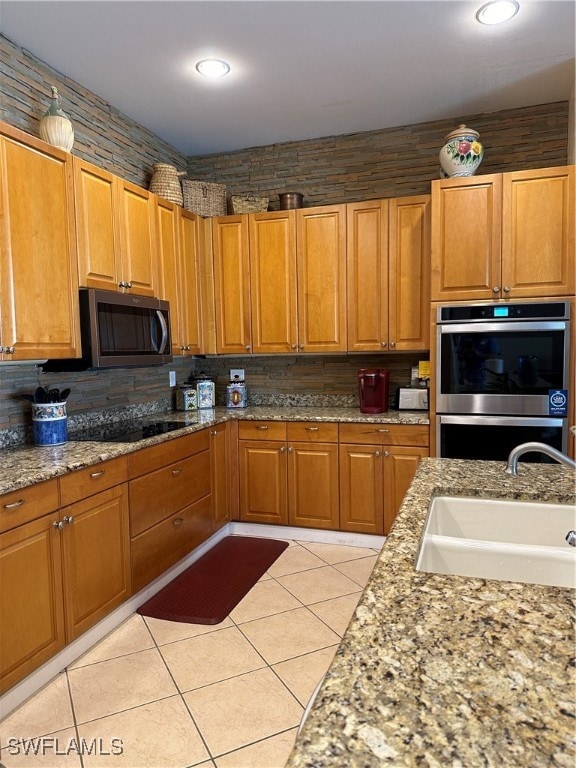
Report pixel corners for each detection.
[137,536,289,625]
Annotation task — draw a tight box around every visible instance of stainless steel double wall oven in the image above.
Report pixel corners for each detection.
[435,300,571,460]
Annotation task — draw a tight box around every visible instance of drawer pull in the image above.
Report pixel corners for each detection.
[171,468,183,476]
[305,427,319,431]
[173,517,184,527]
[376,428,390,433]
[4,498,25,510]
[90,470,106,478]
[256,425,269,431]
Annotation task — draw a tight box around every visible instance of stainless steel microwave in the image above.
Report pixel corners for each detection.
[76,289,172,368]
[38,288,174,371]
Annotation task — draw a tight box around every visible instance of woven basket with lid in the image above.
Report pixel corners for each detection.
[182,180,227,217]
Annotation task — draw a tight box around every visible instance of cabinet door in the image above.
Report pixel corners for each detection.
[339,444,384,535]
[61,485,131,640]
[249,210,297,353]
[212,216,252,353]
[179,209,203,354]
[388,195,430,351]
[297,205,347,352]
[0,130,80,360]
[346,200,389,351]
[502,166,575,298]
[156,197,184,354]
[74,158,122,291]
[0,513,65,694]
[210,423,230,531]
[382,447,428,534]
[288,442,339,530]
[117,180,157,296]
[238,441,288,524]
[431,174,502,301]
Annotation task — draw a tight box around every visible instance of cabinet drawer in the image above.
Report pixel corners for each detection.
[287,422,338,442]
[128,429,209,479]
[339,423,429,447]
[129,449,211,536]
[238,420,287,441]
[0,479,60,534]
[59,457,128,506]
[131,495,212,593]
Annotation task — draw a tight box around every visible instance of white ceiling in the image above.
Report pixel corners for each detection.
[1,0,574,156]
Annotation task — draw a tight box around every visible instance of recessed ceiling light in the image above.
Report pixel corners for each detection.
[195,59,230,78]
[476,0,519,24]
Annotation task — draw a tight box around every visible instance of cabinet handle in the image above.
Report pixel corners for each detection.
[4,498,25,509]
[0,346,4,353]
[245,345,251,351]
[288,446,293,452]
[210,430,217,436]
[492,286,500,293]
[52,520,65,530]
[256,425,269,431]
[383,450,390,457]
[305,426,319,431]
[126,281,133,289]
[118,281,126,288]
[389,341,396,348]
[375,450,381,457]
[376,428,390,433]
[503,286,511,293]
[63,515,74,525]
[171,467,183,475]
[6,347,15,354]
[299,345,304,350]
[291,344,297,350]
[381,341,387,347]
[280,446,286,452]
[173,517,184,527]
[90,470,106,478]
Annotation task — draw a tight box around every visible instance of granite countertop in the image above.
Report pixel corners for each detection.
[0,406,429,495]
[287,458,576,768]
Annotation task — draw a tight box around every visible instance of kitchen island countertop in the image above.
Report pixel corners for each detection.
[286,457,576,768]
[0,406,428,495]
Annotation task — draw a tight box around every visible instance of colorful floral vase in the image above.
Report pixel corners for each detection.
[439,124,483,178]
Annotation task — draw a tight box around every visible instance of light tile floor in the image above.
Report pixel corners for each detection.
[0,539,380,768]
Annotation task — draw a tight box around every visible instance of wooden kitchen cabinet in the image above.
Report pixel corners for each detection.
[0,501,65,694]
[431,166,575,300]
[212,215,252,353]
[210,422,230,531]
[297,205,347,352]
[347,196,430,352]
[75,158,158,296]
[249,210,298,353]
[339,423,429,535]
[129,430,212,592]
[156,199,203,355]
[238,421,339,529]
[60,484,131,640]
[0,123,80,361]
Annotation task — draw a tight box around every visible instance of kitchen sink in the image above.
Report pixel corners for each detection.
[416,496,576,589]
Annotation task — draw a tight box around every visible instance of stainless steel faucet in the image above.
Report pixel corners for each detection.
[505,442,576,475]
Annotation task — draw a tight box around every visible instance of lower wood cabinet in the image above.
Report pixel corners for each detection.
[0,510,65,695]
[210,422,231,531]
[128,429,212,592]
[339,423,429,535]
[238,421,342,531]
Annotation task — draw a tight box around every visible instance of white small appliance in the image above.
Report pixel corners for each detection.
[397,387,428,411]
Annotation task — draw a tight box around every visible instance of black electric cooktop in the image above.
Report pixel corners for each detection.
[69,418,189,443]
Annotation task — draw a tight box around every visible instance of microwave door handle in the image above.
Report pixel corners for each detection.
[155,310,169,354]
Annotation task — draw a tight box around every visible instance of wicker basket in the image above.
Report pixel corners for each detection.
[231,194,269,214]
[182,180,227,217]
[149,164,185,206]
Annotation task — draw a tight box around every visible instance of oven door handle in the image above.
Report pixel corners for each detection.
[438,321,568,334]
[438,415,565,428]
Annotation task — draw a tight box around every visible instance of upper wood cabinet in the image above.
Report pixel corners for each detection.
[0,124,80,360]
[431,166,575,301]
[212,215,252,354]
[347,196,430,352]
[250,210,298,353]
[75,158,157,297]
[156,199,203,355]
[297,205,347,352]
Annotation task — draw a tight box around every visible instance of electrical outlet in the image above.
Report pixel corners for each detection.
[230,368,245,380]
[169,370,176,387]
